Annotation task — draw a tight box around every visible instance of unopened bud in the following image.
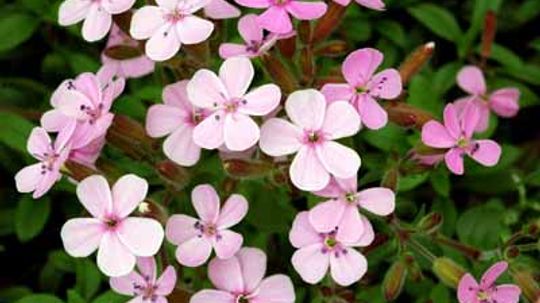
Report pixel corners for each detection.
[432,257,466,288]
[106,115,155,161]
[298,21,312,45]
[138,200,168,224]
[511,270,540,303]
[313,2,347,44]
[399,42,435,85]
[314,40,348,57]
[277,36,296,59]
[481,11,497,62]
[63,161,99,182]
[404,253,423,282]
[504,246,520,259]
[300,47,315,83]
[155,160,190,190]
[383,260,408,301]
[104,45,143,60]
[222,159,273,179]
[112,11,133,35]
[261,53,298,94]
[385,102,435,129]
[417,212,443,235]
[381,167,399,191]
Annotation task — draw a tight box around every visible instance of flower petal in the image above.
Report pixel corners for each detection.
[166,214,199,244]
[110,271,145,296]
[457,66,486,95]
[349,215,374,247]
[213,230,243,259]
[208,253,244,293]
[480,261,507,288]
[457,273,479,303]
[234,0,270,8]
[155,266,177,296]
[259,118,302,157]
[289,211,321,248]
[444,101,463,139]
[97,232,136,277]
[321,101,361,140]
[145,104,185,137]
[335,205,364,243]
[82,5,112,42]
[342,48,383,87]
[291,244,329,284]
[257,6,292,34]
[320,83,354,103]
[204,0,241,19]
[61,218,104,257]
[101,0,135,14]
[224,114,260,151]
[58,0,91,25]
[112,174,148,218]
[286,1,327,20]
[163,125,201,167]
[241,84,281,116]
[491,285,521,303]
[316,141,361,179]
[117,217,164,256]
[188,69,228,108]
[145,24,181,61]
[285,89,326,130]
[250,275,295,303]
[219,43,250,59]
[357,187,395,216]
[489,88,519,117]
[176,16,214,44]
[238,14,263,42]
[367,69,402,99]
[290,146,330,191]
[445,148,465,175]
[219,57,254,98]
[77,175,113,219]
[190,290,236,303]
[308,199,347,233]
[217,194,248,229]
[175,236,212,267]
[15,163,44,194]
[421,121,455,149]
[356,94,387,130]
[329,248,367,286]
[356,0,385,10]
[237,247,267,293]
[192,184,221,223]
[136,257,157,282]
[468,140,501,167]
[129,6,164,39]
[193,112,226,150]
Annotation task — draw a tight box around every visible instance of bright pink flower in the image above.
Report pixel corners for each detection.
[455,66,520,133]
[190,247,295,303]
[130,0,215,62]
[332,0,384,9]
[58,0,135,42]
[187,57,281,151]
[235,0,327,34]
[101,24,155,79]
[219,14,295,59]
[421,103,502,175]
[259,89,361,191]
[309,176,395,243]
[110,257,177,303]
[321,48,402,130]
[458,261,521,303]
[289,211,373,286]
[15,127,71,199]
[204,0,241,19]
[61,174,165,277]
[166,184,248,267]
[41,71,125,151]
[146,80,209,167]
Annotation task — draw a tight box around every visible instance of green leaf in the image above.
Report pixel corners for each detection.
[0,208,15,236]
[363,124,408,152]
[0,286,32,302]
[75,259,102,300]
[91,291,128,303]
[488,44,524,69]
[67,290,86,303]
[49,250,76,273]
[398,173,429,192]
[456,201,509,249]
[430,168,450,197]
[408,4,462,42]
[376,20,407,48]
[0,112,35,154]
[0,14,40,52]
[15,294,64,303]
[15,196,51,242]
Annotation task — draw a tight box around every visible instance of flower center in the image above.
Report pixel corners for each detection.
[194,221,221,240]
[345,192,357,203]
[237,295,249,303]
[477,290,491,301]
[104,217,120,230]
[457,136,469,148]
[246,40,262,53]
[39,151,59,175]
[320,230,348,257]
[325,237,338,248]
[304,130,324,145]
[165,9,185,23]
[191,110,205,125]
[80,103,104,124]
[273,0,290,6]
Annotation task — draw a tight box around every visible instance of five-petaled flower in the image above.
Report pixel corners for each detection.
[332,0,385,10]
[421,103,502,175]
[61,174,165,277]
[260,89,361,191]
[309,175,395,243]
[130,0,215,61]
[322,48,402,130]
[146,80,209,166]
[289,211,373,286]
[58,0,136,42]
[455,65,520,133]
[458,261,521,303]
[166,184,248,267]
[110,257,177,303]
[190,247,295,303]
[187,57,281,151]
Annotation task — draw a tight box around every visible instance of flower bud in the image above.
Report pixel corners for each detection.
[261,53,298,94]
[298,21,312,45]
[138,200,169,224]
[104,45,143,60]
[381,167,399,191]
[432,257,466,288]
[399,42,435,85]
[63,161,99,182]
[155,160,190,191]
[312,2,347,44]
[385,102,435,129]
[314,40,348,57]
[511,270,540,303]
[222,159,273,179]
[383,259,408,301]
[416,212,443,235]
[106,115,155,161]
[404,253,423,282]
[277,36,296,59]
[481,11,497,62]
[300,47,315,83]
[112,11,133,35]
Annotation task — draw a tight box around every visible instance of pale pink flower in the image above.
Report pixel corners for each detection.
[332,0,384,9]
[166,184,248,267]
[15,127,71,199]
[409,149,445,166]
[101,24,155,79]
[61,174,164,277]
[421,103,502,175]
[455,66,520,133]
[309,175,394,243]
[458,261,521,303]
[58,0,135,42]
[110,257,177,303]
[190,247,295,303]
[41,71,125,152]
[321,48,402,130]
[289,211,373,286]
[187,57,281,151]
[259,89,361,191]
[69,135,106,168]
[204,0,241,19]
[129,0,215,62]
[234,0,327,34]
[146,80,209,167]
[219,14,295,59]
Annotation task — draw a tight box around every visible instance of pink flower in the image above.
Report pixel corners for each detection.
[289,211,373,286]
[219,14,295,59]
[129,0,215,62]
[309,175,395,243]
[259,89,361,191]
[15,127,71,199]
[101,24,155,79]
[69,135,106,168]
[421,103,502,175]
[321,48,402,130]
[61,174,165,277]
[455,66,520,133]
[458,261,521,303]
[41,71,125,152]
[166,184,248,267]
[235,0,327,34]
[190,247,295,303]
[187,57,281,151]
[110,257,177,303]
[333,0,385,9]
[204,0,241,19]
[58,0,135,42]
[146,80,209,167]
